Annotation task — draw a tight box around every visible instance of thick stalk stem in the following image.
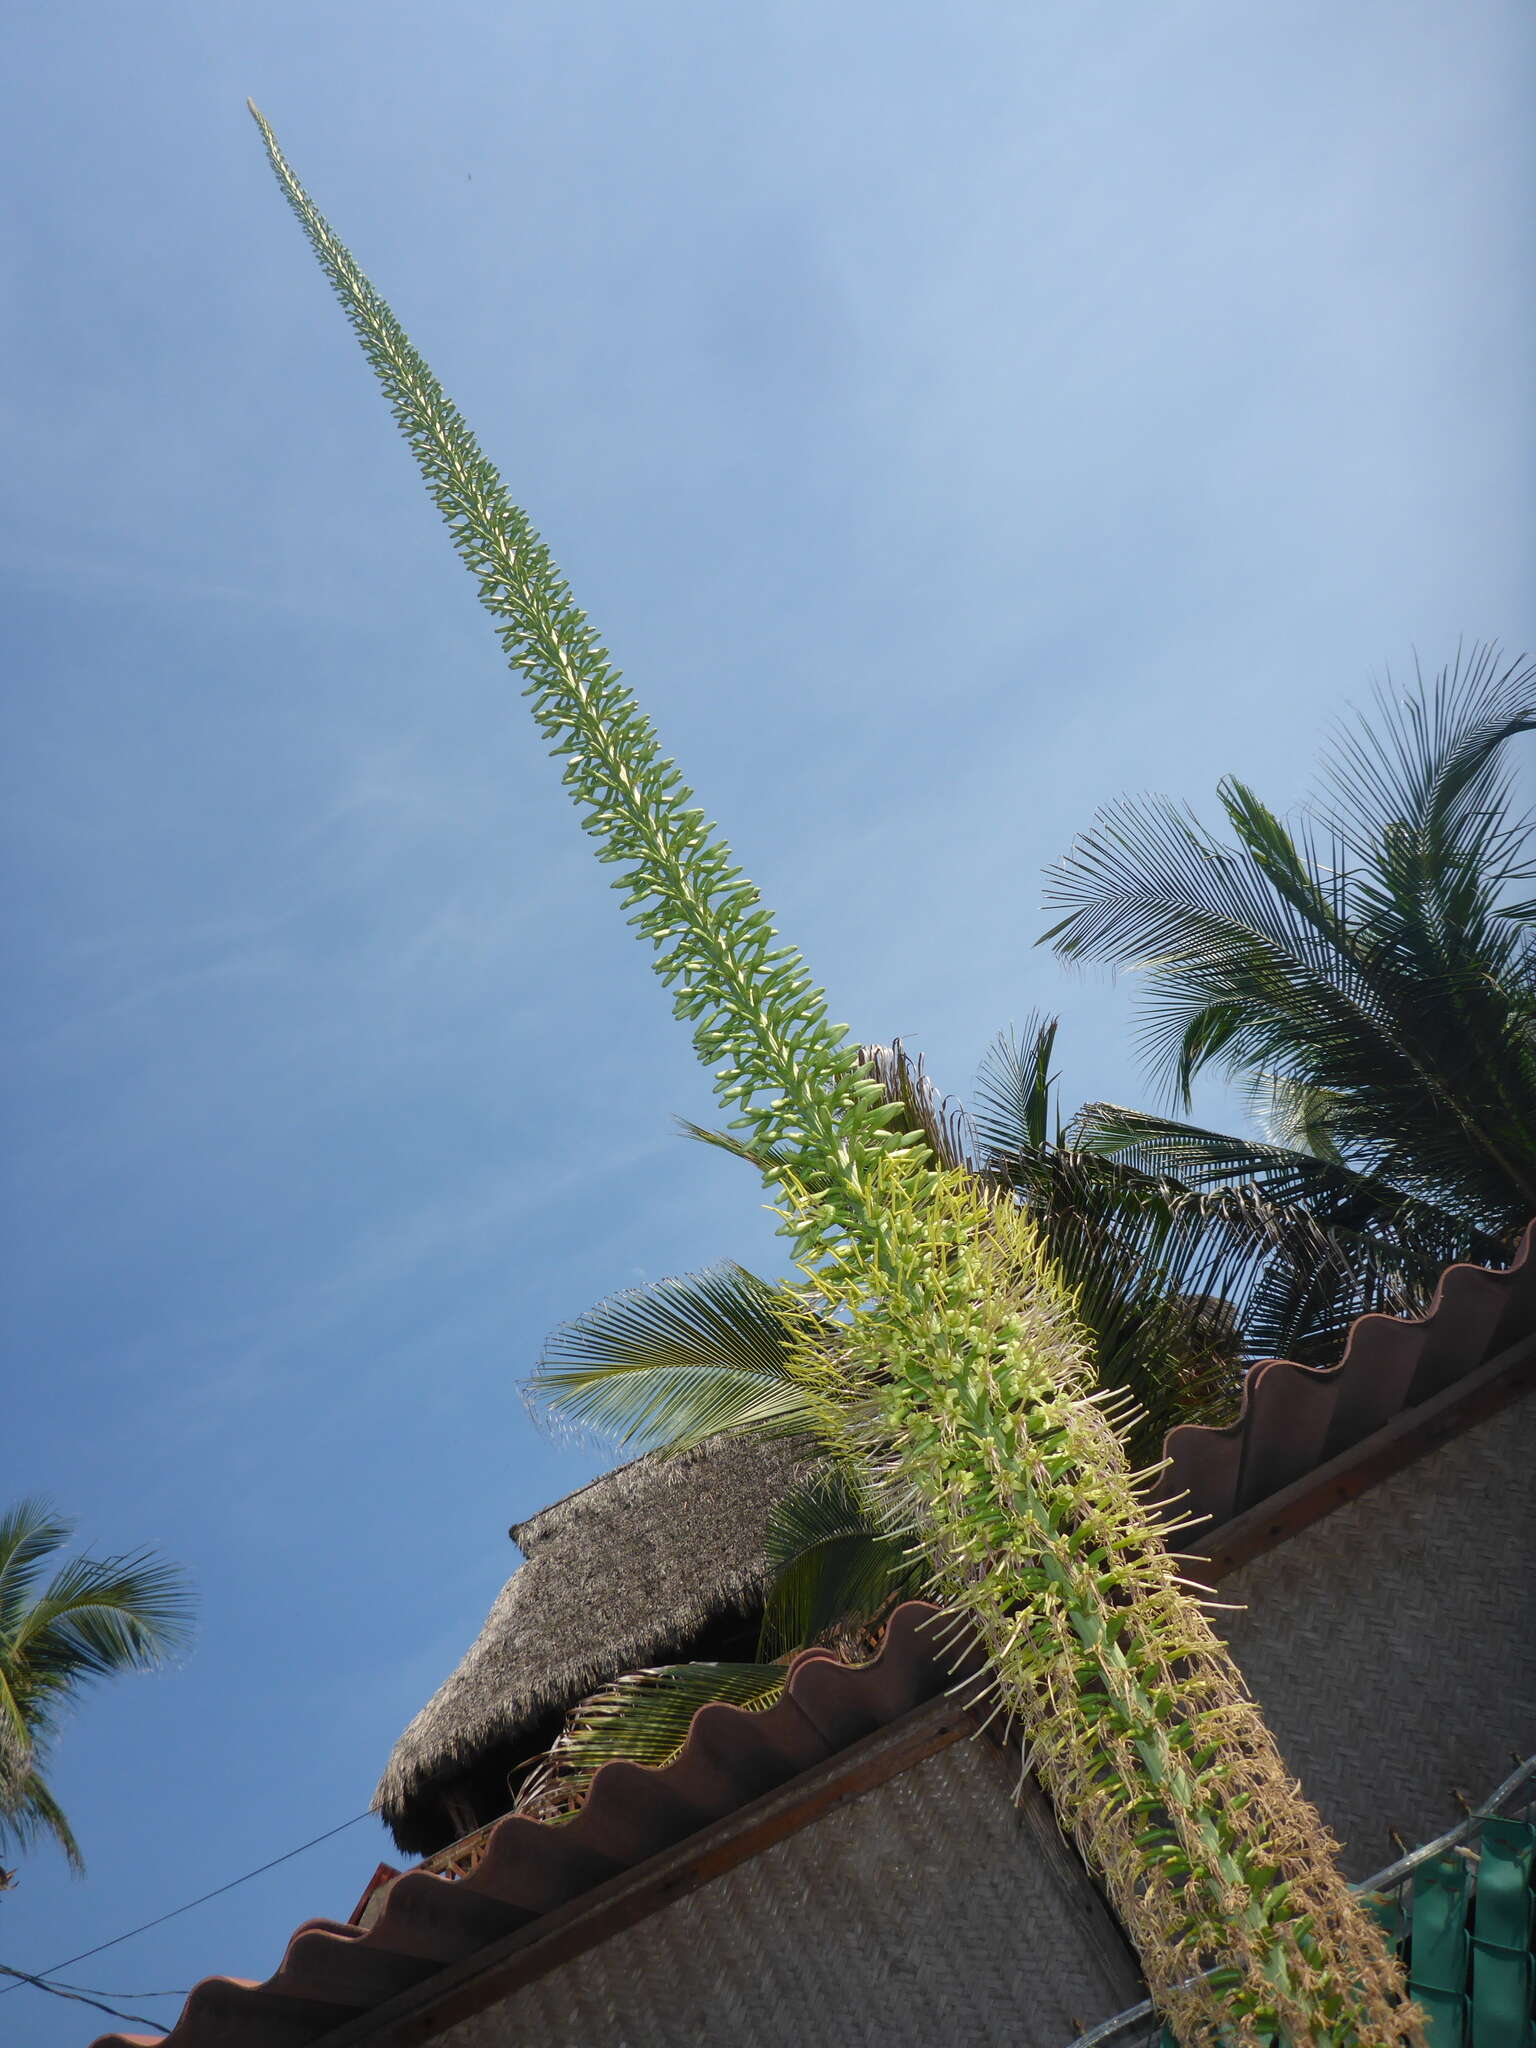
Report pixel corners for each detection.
[794,1176,1418,2045]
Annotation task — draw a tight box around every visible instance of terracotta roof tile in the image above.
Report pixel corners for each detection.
[88,1606,977,2048]
[1157,1220,1534,1534]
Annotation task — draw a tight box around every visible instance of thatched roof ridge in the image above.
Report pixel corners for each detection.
[375,1434,812,1834]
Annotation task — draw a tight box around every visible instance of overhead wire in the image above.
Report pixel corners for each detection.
[10,1972,188,2000]
[0,1961,169,2033]
[0,1809,374,2004]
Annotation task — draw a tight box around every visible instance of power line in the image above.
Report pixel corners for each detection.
[0,1810,373,2000]
[0,1961,169,2034]
[24,1975,187,1998]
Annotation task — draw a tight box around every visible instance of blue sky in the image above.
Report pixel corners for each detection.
[2,1,1532,2037]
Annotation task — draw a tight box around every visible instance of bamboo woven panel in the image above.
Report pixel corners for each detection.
[433,1737,1133,2048]
[1217,1388,1536,1881]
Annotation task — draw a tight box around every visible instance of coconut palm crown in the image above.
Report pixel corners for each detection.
[250,106,1418,2044]
[1043,650,1536,1255]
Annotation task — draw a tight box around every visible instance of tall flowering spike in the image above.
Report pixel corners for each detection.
[245,102,924,1269]
[250,108,1421,2045]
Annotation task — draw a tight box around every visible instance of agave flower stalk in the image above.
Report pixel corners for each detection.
[250,107,1418,2045]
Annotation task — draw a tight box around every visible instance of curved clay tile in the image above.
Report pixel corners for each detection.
[1155,1220,1535,1533]
[88,1604,974,2048]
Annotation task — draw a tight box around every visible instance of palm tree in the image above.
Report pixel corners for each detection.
[251,107,1415,2043]
[0,1500,192,1873]
[1042,649,1536,1278]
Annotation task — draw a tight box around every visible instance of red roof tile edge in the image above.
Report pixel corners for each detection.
[89,1604,986,2048]
[1155,1219,1535,1533]
[88,1225,1536,2048]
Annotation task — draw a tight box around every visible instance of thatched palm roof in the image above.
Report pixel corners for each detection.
[375,1435,812,1844]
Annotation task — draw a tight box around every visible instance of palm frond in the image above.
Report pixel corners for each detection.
[1064,1099,1508,1365]
[674,1118,798,1177]
[0,1500,71,1634]
[955,1021,1449,1435]
[14,1554,194,1678]
[758,1467,925,1658]
[855,1042,976,1172]
[1325,651,1536,1150]
[1322,646,1535,889]
[972,1029,1384,1429]
[1042,788,1397,1112]
[0,1506,192,1875]
[1246,1074,1347,1162]
[971,1017,1062,1159]
[993,1127,1443,1423]
[0,1667,31,1809]
[1072,1103,1505,1262]
[515,1663,787,1821]
[1041,788,1335,977]
[1010,1156,1268,1442]
[528,1262,823,1453]
[0,1767,84,1876]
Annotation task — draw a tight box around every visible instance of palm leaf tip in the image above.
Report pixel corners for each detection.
[527,1262,819,1454]
[24,1552,196,1674]
[971,1017,1063,1164]
[0,1499,77,1620]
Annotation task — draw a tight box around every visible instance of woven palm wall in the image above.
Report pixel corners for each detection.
[433,1390,1534,2047]
[432,1735,1137,2048]
[1216,1388,1536,1882]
